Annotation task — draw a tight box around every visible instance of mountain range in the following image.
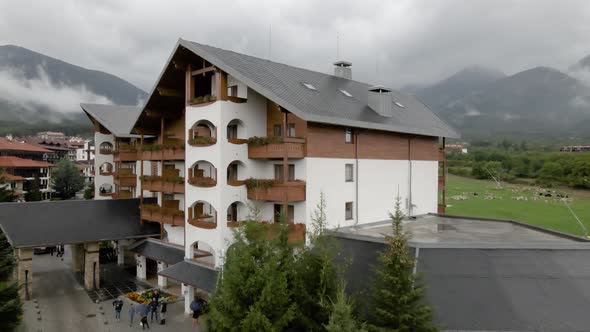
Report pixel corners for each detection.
[409,58,590,140]
[0,45,147,136]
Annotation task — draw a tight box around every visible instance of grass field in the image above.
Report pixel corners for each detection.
[445,175,590,236]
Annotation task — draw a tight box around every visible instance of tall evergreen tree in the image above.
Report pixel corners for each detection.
[326,281,367,332]
[207,219,297,332]
[0,230,22,330]
[24,176,42,202]
[52,158,84,199]
[369,197,437,332]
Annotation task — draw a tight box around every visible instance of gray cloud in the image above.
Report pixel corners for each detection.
[1,0,590,92]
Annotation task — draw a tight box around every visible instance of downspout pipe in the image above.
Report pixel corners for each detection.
[354,130,359,225]
[408,137,413,217]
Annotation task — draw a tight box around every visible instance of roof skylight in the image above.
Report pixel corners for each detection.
[394,101,405,108]
[302,82,317,91]
[340,89,353,97]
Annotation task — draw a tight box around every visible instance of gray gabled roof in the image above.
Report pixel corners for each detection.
[175,39,459,138]
[0,198,160,248]
[80,103,143,137]
[129,238,185,265]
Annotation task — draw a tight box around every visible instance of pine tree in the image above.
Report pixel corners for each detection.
[369,196,437,332]
[290,192,340,331]
[52,158,84,199]
[24,176,42,202]
[207,218,297,332]
[326,281,367,332]
[0,230,22,330]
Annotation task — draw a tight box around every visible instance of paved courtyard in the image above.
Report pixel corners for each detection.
[18,245,203,332]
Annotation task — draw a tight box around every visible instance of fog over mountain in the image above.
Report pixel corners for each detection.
[0,45,147,135]
[410,58,590,140]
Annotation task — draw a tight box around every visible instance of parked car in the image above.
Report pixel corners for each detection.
[33,246,56,255]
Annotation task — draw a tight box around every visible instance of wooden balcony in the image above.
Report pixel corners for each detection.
[114,150,139,162]
[187,209,217,229]
[247,180,306,202]
[113,190,133,199]
[114,169,137,187]
[228,138,248,145]
[248,137,306,159]
[98,191,113,197]
[140,176,185,193]
[99,170,114,176]
[140,145,185,160]
[99,148,113,155]
[141,204,184,226]
[227,179,246,187]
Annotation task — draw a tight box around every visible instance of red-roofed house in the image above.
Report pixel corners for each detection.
[0,156,54,200]
[0,137,54,162]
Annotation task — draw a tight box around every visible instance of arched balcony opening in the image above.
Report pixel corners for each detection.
[226,160,246,186]
[99,142,113,154]
[99,183,113,196]
[188,201,217,229]
[99,162,114,176]
[188,120,217,146]
[227,201,247,227]
[188,160,217,187]
[226,119,247,144]
[188,241,215,267]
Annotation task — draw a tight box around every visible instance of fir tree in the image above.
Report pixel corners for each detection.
[52,158,84,199]
[326,281,367,332]
[207,217,297,332]
[0,230,22,330]
[83,181,94,200]
[369,196,437,332]
[24,176,42,202]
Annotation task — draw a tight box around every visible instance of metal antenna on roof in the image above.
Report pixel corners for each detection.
[268,24,272,60]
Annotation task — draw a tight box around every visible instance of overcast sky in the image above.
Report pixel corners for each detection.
[1,0,590,92]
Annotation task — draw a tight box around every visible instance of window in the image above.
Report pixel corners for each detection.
[302,82,317,91]
[288,123,296,137]
[274,204,294,223]
[345,164,354,182]
[345,202,353,220]
[340,89,352,97]
[274,124,282,137]
[227,124,238,139]
[274,164,295,180]
[227,85,238,97]
[345,128,353,143]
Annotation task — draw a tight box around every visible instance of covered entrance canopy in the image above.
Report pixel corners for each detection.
[0,198,160,299]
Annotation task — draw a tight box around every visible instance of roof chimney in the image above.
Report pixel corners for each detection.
[368,85,393,117]
[334,61,352,79]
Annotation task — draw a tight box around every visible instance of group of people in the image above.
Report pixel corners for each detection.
[50,245,65,258]
[112,289,168,330]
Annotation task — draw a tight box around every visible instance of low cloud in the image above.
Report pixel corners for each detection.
[464,106,481,117]
[0,65,113,113]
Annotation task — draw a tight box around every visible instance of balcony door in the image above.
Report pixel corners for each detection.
[274,164,295,181]
[273,204,294,223]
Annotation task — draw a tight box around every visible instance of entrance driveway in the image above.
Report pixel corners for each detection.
[18,245,203,332]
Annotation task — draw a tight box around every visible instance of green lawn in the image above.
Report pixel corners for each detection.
[445,175,590,236]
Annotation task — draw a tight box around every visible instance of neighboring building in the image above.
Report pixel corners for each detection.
[560,145,590,153]
[82,38,458,313]
[37,131,65,140]
[0,156,54,200]
[0,137,53,161]
[75,160,95,185]
[25,137,75,162]
[0,173,25,201]
[76,140,95,161]
[445,143,468,154]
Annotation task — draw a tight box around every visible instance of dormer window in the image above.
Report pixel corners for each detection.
[302,83,317,91]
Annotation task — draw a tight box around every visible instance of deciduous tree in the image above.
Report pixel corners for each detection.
[52,158,84,199]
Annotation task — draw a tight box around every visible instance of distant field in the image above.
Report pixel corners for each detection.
[445,175,590,236]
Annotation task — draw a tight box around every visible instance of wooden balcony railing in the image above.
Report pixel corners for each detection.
[140,144,185,160]
[187,209,217,229]
[187,131,217,147]
[99,170,114,176]
[99,148,113,155]
[114,169,137,187]
[113,190,133,199]
[227,179,246,187]
[141,204,184,226]
[98,190,113,197]
[248,137,306,159]
[227,138,248,145]
[187,171,217,188]
[246,179,306,202]
[113,148,139,162]
[140,175,185,193]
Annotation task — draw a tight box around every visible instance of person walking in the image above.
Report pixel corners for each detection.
[112,298,123,321]
[128,303,135,327]
[141,315,150,330]
[190,297,205,327]
[159,302,167,325]
[149,298,159,322]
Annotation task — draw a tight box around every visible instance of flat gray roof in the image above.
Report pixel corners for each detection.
[334,214,590,249]
[129,238,184,265]
[158,259,218,293]
[0,198,160,248]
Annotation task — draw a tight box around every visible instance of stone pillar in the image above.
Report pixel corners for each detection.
[15,248,33,300]
[84,242,100,290]
[157,261,168,289]
[71,244,85,273]
[117,241,125,266]
[136,254,146,280]
[182,283,194,314]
